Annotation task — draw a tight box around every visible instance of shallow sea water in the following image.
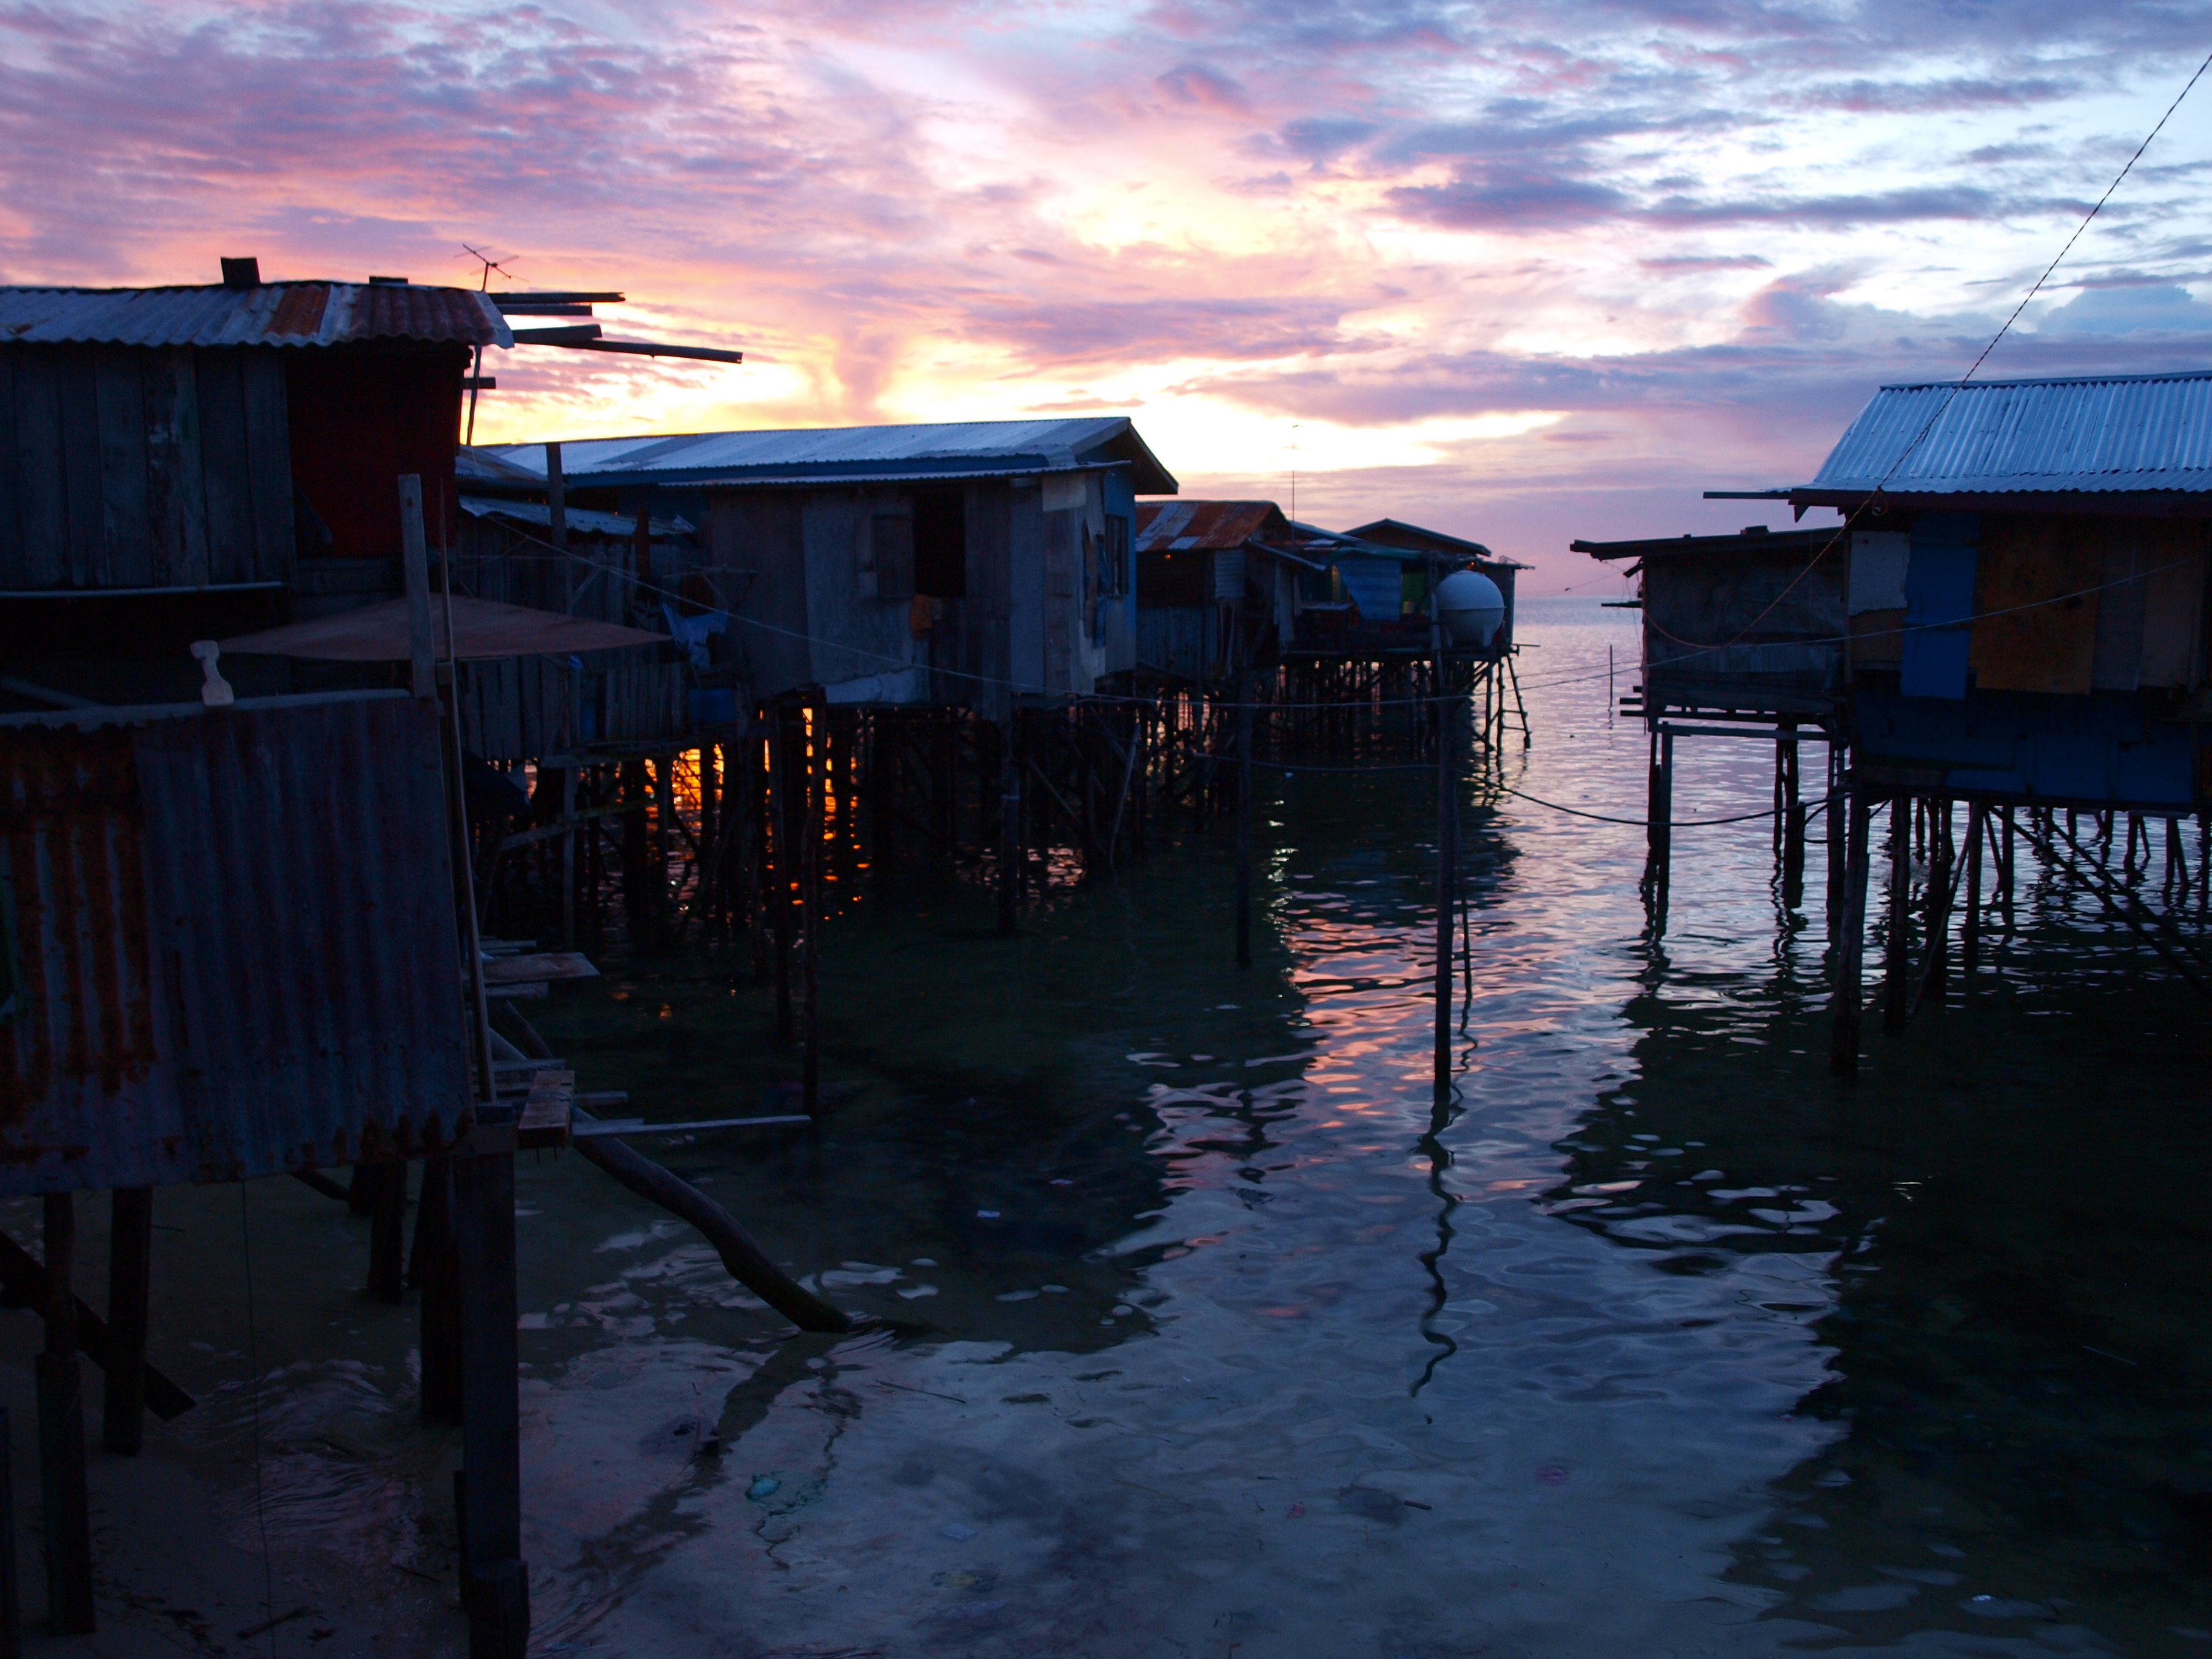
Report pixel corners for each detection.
[14,595,2209,1657]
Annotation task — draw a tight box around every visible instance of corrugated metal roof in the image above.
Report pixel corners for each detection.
[482,415,1178,495]
[1134,500,1284,552]
[0,691,471,1191]
[0,282,513,350]
[458,495,694,540]
[1806,371,2212,496]
[220,595,670,662]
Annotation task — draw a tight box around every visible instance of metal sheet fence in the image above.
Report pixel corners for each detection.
[0,691,469,1192]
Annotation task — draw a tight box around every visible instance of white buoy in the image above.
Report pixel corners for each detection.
[1434,569,1505,651]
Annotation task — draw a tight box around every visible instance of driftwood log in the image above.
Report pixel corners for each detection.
[567,1110,853,1333]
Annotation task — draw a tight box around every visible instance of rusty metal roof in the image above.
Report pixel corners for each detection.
[0,691,470,1191]
[0,282,513,350]
[1803,370,2212,500]
[1134,500,1286,552]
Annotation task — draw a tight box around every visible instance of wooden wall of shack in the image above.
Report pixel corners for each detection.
[0,339,471,595]
[447,508,699,760]
[1616,510,2212,809]
[708,470,1133,720]
[1638,530,1848,716]
[0,343,296,591]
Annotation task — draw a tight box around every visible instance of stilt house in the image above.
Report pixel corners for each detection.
[1581,370,2212,812]
[0,264,509,709]
[475,418,1176,722]
[1131,500,1325,681]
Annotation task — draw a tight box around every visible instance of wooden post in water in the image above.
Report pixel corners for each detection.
[368,1159,408,1304]
[1883,796,1912,1034]
[620,759,650,945]
[997,717,1020,936]
[1917,797,1955,1008]
[1962,800,1985,977]
[454,1146,528,1658]
[36,1195,91,1635]
[1829,788,1872,1078]
[1432,640,1458,1104]
[101,1188,152,1456]
[412,1156,461,1423]
[801,704,822,1117]
[769,709,794,1044]
[1235,673,1253,968]
[1780,722,1805,907]
[2000,807,2017,926]
[652,755,675,945]
[0,1406,21,1659]
[1646,728,1674,925]
[1824,747,1847,935]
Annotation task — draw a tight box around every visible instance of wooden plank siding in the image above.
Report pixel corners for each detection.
[0,343,295,592]
[93,347,151,587]
[57,345,102,586]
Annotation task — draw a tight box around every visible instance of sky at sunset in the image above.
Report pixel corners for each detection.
[6,2,2212,588]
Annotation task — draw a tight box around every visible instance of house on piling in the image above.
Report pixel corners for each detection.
[1131,500,1325,681]
[475,417,1176,723]
[0,264,509,708]
[1578,368,2212,1073]
[1339,519,1524,658]
[1584,372,2211,812]
[1786,371,2210,811]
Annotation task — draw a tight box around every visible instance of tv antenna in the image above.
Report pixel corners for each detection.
[459,244,519,443]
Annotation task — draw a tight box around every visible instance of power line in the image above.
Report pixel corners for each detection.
[1625,45,2212,660]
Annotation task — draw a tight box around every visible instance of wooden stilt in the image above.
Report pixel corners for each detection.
[37,1194,91,1636]
[1647,728,1674,926]
[997,718,1019,936]
[454,1148,528,1658]
[1433,654,1458,1103]
[1825,745,1847,932]
[1235,674,1253,969]
[801,705,822,1118]
[1915,799,1956,1010]
[2002,807,2017,925]
[1780,723,1805,907]
[1883,796,1912,1035]
[0,1407,21,1659]
[651,755,675,944]
[559,767,577,949]
[367,1159,408,1304]
[1962,800,1985,977]
[101,1187,151,1456]
[770,711,794,1044]
[620,759,651,946]
[1829,787,1872,1078]
[414,1157,461,1424]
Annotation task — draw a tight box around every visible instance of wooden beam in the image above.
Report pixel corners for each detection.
[101,1189,152,1456]
[0,1232,193,1421]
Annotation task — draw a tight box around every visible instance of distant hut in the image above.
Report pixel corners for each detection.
[1342,519,1525,657]
[1131,500,1326,682]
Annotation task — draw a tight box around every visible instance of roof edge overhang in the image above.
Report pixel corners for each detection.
[618,460,1138,492]
[1788,487,2212,519]
[1573,528,1843,561]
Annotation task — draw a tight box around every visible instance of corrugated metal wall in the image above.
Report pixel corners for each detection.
[0,691,469,1193]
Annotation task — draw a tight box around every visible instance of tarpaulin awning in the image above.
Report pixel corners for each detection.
[220,596,668,662]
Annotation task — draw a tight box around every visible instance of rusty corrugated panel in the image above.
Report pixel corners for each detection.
[0,283,512,350]
[1809,372,2212,495]
[1133,500,1281,552]
[0,692,468,1193]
